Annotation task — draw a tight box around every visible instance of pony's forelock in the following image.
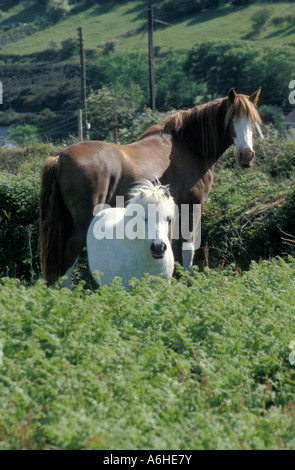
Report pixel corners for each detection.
[126,179,175,215]
[225,94,261,130]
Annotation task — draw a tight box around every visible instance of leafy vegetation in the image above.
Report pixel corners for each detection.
[0,258,295,449]
[7,124,39,146]
[195,127,295,269]
[0,171,41,280]
[0,144,59,280]
[184,42,295,107]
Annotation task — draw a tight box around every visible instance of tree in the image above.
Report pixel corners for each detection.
[86,86,136,141]
[8,124,39,146]
[258,105,284,132]
[184,42,257,99]
[119,108,162,144]
[184,41,295,108]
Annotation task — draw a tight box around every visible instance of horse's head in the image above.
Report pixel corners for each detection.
[127,180,175,259]
[227,87,262,168]
[144,189,175,260]
[144,203,174,259]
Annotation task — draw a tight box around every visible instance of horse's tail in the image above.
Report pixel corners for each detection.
[39,155,71,285]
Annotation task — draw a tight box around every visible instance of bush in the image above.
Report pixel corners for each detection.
[0,171,40,280]
[254,125,295,178]
[251,7,271,31]
[8,124,39,146]
[195,163,295,270]
[0,258,295,449]
[0,143,59,174]
[258,106,284,132]
[46,0,71,24]
[119,108,162,144]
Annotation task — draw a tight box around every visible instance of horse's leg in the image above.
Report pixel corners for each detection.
[172,238,183,267]
[182,239,195,271]
[62,258,78,290]
[61,222,90,284]
[182,202,202,271]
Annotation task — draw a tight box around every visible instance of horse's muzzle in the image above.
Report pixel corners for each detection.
[151,241,167,259]
[238,148,255,168]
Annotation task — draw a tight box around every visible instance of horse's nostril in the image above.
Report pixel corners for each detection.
[238,148,255,167]
[151,241,167,256]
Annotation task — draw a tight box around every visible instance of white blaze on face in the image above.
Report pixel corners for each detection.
[232,114,253,153]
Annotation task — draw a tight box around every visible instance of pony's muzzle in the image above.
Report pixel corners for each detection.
[238,148,255,168]
[150,240,167,258]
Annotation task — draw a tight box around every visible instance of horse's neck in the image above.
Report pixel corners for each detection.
[188,101,232,169]
[214,131,233,163]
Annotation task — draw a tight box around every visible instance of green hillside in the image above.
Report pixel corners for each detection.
[0,1,295,57]
[0,1,295,142]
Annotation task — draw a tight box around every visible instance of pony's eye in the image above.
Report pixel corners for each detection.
[167,216,172,224]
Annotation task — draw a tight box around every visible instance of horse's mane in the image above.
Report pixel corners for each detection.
[139,94,261,158]
[126,179,175,213]
[224,93,261,129]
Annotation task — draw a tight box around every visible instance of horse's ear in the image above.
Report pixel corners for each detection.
[249,87,261,104]
[228,88,237,104]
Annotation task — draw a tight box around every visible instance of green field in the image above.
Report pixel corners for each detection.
[0,1,295,58]
[1,259,295,450]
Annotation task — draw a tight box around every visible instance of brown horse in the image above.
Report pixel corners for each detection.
[39,87,262,286]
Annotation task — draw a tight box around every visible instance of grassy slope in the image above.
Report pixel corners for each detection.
[0,1,295,59]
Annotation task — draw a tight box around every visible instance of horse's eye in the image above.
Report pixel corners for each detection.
[167,216,172,224]
[144,216,148,223]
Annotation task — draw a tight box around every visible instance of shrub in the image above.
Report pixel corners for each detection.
[46,0,71,24]
[8,124,39,146]
[195,166,295,270]
[254,125,295,178]
[119,108,162,144]
[0,143,58,174]
[0,171,40,280]
[0,258,295,449]
[258,106,284,132]
[251,7,271,31]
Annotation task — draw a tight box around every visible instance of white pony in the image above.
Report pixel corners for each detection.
[87,180,176,288]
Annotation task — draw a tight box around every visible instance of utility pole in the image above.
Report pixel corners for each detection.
[147,6,171,113]
[77,26,89,139]
[78,108,83,141]
[113,113,119,144]
[148,5,156,113]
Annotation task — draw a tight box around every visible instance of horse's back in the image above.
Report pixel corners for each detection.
[55,141,125,223]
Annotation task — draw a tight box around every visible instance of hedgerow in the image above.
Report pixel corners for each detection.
[0,171,40,279]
